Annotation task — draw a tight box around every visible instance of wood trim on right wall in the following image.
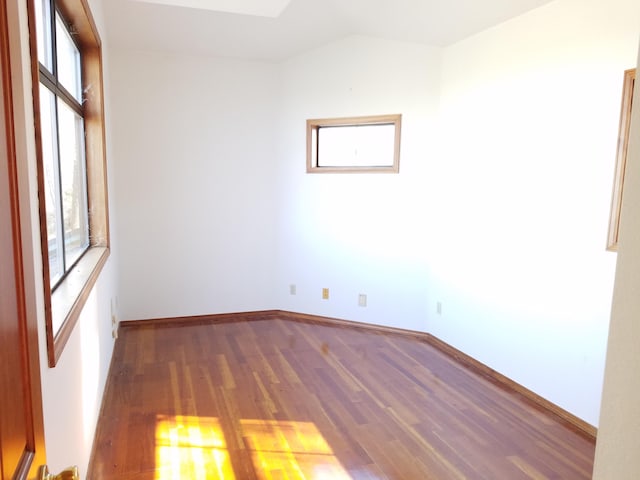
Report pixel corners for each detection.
[608,68,636,251]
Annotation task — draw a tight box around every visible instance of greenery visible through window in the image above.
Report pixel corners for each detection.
[31,0,110,366]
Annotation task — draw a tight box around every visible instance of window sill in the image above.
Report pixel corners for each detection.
[48,246,109,366]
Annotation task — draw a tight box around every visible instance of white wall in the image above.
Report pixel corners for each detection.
[274,1,639,426]
[9,0,118,475]
[593,41,640,479]
[108,0,639,428]
[5,0,635,474]
[38,265,117,474]
[275,35,441,330]
[434,0,639,425]
[110,51,280,320]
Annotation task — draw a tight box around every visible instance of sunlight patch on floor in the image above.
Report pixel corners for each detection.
[155,415,235,479]
[155,416,352,479]
[241,419,352,480]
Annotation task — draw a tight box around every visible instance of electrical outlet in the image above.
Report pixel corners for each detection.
[436,301,442,315]
[290,284,297,295]
[111,298,119,339]
[111,314,118,339]
[358,294,367,307]
[322,288,329,300]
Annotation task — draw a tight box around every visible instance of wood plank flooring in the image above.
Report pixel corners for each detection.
[89,316,595,479]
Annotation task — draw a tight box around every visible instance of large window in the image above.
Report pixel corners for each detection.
[31,0,109,366]
[36,0,89,286]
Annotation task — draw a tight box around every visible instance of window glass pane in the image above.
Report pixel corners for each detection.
[39,85,64,284]
[55,13,82,102]
[57,99,89,267]
[318,124,396,167]
[35,0,54,71]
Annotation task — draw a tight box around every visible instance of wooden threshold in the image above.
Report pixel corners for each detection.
[119,309,597,441]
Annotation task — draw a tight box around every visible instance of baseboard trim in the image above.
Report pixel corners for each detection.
[422,331,598,440]
[120,309,597,441]
[120,310,282,329]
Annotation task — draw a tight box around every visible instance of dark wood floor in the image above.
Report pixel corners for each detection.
[89,315,595,479]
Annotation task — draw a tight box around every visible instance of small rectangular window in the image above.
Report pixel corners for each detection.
[307,114,401,173]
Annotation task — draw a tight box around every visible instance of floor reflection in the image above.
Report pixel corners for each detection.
[241,419,352,480]
[155,415,352,479]
[155,415,235,479]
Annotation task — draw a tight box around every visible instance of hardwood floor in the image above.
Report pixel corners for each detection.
[89,315,595,479]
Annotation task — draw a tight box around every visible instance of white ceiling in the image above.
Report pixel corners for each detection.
[104,0,555,61]
[129,0,293,18]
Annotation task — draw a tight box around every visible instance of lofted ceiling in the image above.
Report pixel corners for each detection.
[104,0,555,61]
[128,0,294,18]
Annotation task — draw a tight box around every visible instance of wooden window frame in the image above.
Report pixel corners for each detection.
[28,0,109,366]
[306,114,401,173]
[39,5,90,289]
[607,68,635,251]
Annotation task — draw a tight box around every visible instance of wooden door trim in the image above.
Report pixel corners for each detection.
[1,0,47,476]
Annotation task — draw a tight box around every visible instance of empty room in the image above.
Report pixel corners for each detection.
[2,0,640,478]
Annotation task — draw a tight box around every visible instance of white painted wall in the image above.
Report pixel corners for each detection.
[274,1,639,426]
[432,0,639,426]
[9,0,118,475]
[5,0,637,474]
[38,266,117,475]
[108,0,639,428]
[275,35,441,330]
[110,51,280,320]
[593,41,640,479]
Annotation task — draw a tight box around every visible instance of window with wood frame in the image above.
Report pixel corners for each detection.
[607,68,635,251]
[307,114,401,173]
[31,0,109,366]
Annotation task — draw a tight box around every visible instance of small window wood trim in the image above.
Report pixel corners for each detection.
[607,68,635,251]
[28,0,110,366]
[307,114,401,173]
